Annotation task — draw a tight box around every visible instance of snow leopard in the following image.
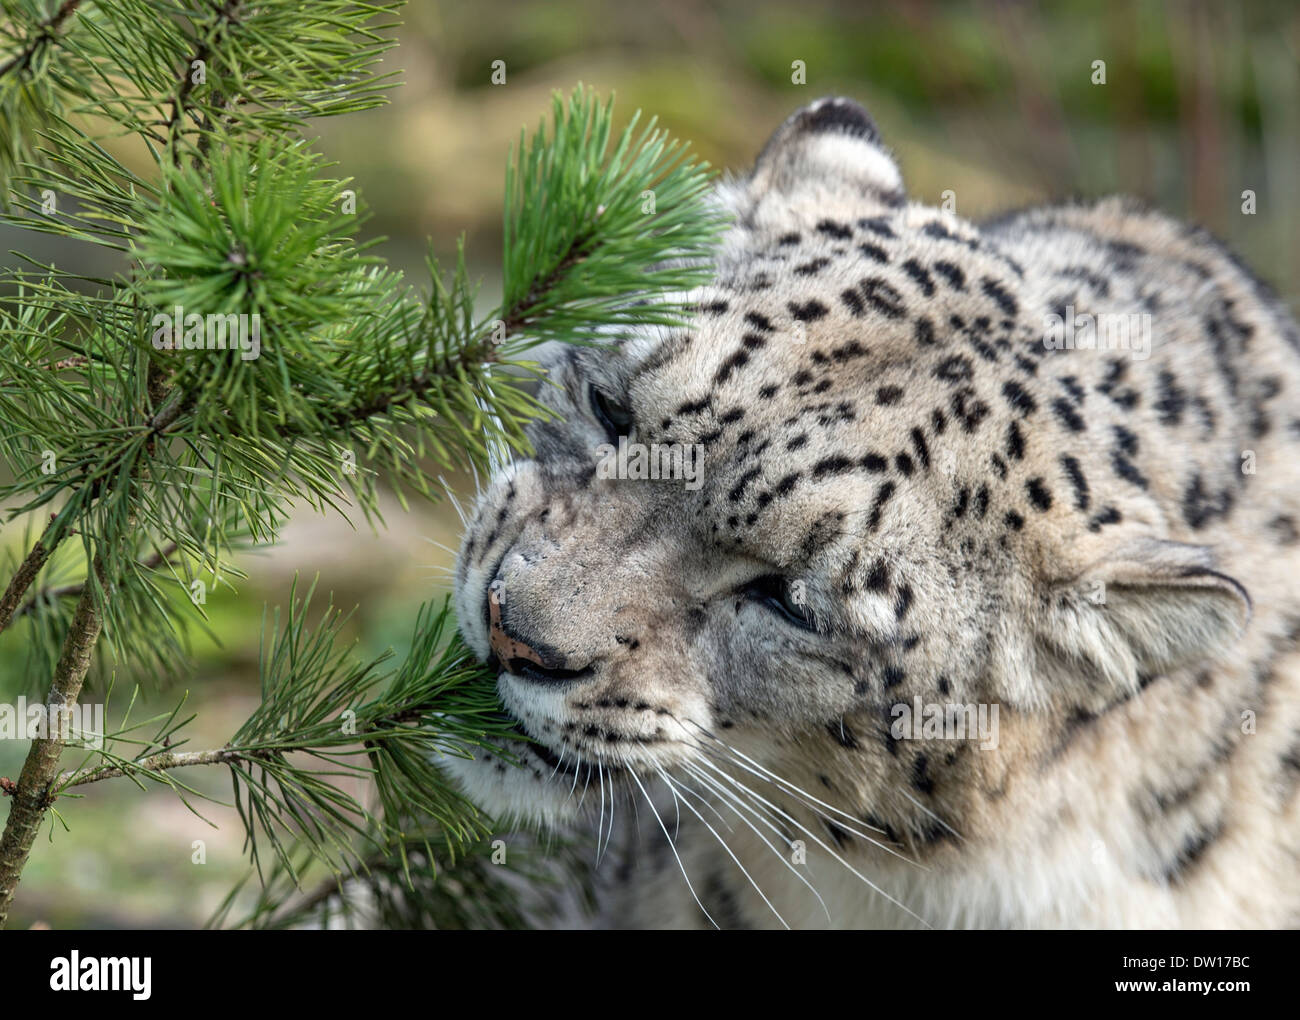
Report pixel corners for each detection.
[447,97,1300,929]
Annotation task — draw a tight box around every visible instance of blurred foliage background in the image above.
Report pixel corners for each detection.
[1,0,1298,927]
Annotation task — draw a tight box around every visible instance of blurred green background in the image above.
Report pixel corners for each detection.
[1,0,1298,927]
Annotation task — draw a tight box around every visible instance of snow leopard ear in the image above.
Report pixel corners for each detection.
[749,97,905,207]
[1030,538,1250,709]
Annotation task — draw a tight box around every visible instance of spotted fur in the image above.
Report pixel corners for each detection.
[447,98,1300,929]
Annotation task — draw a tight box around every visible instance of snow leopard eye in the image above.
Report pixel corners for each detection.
[741,575,817,631]
[589,383,634,442]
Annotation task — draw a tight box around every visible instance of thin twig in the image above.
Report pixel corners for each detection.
[0,519,59,636]
[54,746,248,789]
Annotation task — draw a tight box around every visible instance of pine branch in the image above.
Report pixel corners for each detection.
[0,517,57,634]
[52,746,248,788]
[10,541,179,622]
[1,0,724,929]
[0,549,104,925]
[0,0,85,81]
[163,0,243,141]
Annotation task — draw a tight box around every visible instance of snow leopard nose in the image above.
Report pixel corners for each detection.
[487,581,592,685]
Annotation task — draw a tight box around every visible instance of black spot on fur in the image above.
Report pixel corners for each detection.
[1183,473,1234,530]
[910,427,930,469]
[922,220,957,242]
[864,558,890,591]
[934,354,974,384]
[728,467,762,503]
[857,216,896,238]
[1057,375,1086,404]
[812,455,856,480]
[773,472,801,497]
[951,388,991,432]
[1111,425,1148,490]
[795,257,831,276]
[1154,369,1186,426]
[831,340,868,363]
[901,258,935,296]
[1165,820,1223,885]
[1096,358,1140,410]
[816,218,854,240]
[911,754,935,795]
[1087,506,1122,531]
[1001,379,1037,416]
[1051,397,1087,432]
[713,349,750,385]
[1026,477,1053,511]
[788,299,829,322]
[1006,420,1025,460]
[859,277,906,318]
[1060,454,1090,511]
[868,481,897,530]
[1270,515,1299,546]
[932,260,966,290]
[981,277,1018,316]
[858,242,889,264]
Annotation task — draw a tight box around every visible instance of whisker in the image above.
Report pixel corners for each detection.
[546,746,568,785]
[573,757,594,805]
[627,769,718,930]
[690,755,932,928]
[681,760,832,924]
[683,729,915,863]
[898,788,965,843]
[436,475,470,528]
[595,764,609,864]
[664,769,734,832]
[658,766,789,929]
[419,535,462,561]
[684,719,912,853]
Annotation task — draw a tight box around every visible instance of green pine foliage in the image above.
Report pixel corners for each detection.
[0,0,724,927]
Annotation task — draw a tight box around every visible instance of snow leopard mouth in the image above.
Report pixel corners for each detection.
[485,681,624,783]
